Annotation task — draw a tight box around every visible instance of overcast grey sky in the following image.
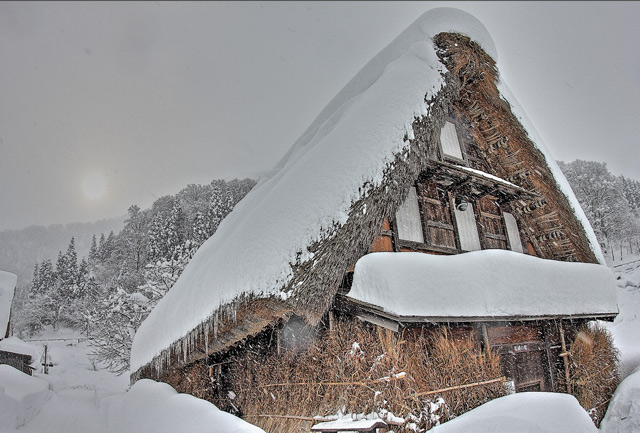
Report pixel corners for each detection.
[1,1,638,231]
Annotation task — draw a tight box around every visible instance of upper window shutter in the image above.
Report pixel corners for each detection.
[440,121,463,160]
[454,203,481,251]
[504,212,524,253]
[395,187,425,243]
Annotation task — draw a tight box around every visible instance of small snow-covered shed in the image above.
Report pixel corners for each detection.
[131,6,616,402]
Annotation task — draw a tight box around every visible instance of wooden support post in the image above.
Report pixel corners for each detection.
[559,321,572,394]
[276,328,281,357]
[481,323,491,357]
[328,310,335,332]
[43,344,48,374]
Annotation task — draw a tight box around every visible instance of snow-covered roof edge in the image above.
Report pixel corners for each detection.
[0,270,17,337]
[130,8,497,374]
[261,7,497,188]
[496,79,606,264]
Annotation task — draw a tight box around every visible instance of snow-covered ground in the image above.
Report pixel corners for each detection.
[0,329,262,433]
[603,253,640,379]
[1,258,639,432]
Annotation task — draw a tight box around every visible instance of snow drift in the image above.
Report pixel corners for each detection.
[100,379,264,433]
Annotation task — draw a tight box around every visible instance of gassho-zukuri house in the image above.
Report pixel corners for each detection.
[131,6,617,416]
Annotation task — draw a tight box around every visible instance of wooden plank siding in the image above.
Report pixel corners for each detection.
[368,218,394,253]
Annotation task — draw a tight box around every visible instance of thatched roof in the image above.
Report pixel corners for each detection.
[130,8,604,379]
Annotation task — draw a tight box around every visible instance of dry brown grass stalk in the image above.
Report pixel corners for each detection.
[226,318,505,433]
[560,323,619,426]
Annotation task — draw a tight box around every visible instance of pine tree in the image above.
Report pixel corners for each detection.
[89,234,98,263]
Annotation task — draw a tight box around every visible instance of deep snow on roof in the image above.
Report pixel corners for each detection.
[346,251,618,320]
[0,270,17,336]
[130,8,497,372]
[130,7,603,372]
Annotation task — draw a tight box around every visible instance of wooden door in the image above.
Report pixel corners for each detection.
[477,195,508,250]
[498,346,547,392]
[416,181,457,249]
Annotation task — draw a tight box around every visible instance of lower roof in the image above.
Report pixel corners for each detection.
[344,250,618,324]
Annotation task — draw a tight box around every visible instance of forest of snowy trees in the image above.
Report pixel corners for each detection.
[9,178,256,374]
[558,160,640,261]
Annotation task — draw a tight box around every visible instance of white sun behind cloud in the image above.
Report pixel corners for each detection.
[81,170,108,200]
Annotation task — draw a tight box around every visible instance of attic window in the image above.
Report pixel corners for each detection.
[395,186,425,243]
[440,121,464,161]
[504,212,524,253]
[454,201,481,251]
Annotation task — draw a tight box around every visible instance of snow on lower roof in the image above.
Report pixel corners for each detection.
[346,251,618,320]
[130,8,496,372]
[452,164,523,191]
[0,270,17,336]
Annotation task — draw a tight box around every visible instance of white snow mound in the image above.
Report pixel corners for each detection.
[0,365,52,429]
[347,250,618,319]
[100,379,264,433]
[427,392,597,433]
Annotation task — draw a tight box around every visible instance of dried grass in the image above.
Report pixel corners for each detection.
[560,323,620,426]
[225,318,504,433]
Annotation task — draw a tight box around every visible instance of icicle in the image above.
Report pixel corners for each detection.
[205,323,209,356]
[214,313,219,339]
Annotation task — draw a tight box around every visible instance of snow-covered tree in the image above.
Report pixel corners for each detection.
[559,160,640,258]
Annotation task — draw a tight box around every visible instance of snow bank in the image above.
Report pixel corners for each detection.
[0,270,17,335]
[427,392,596,433]
[347,250,618,319]
[100,379,264,433]
[130,8,496,372]
[602,264,640,378]
[0,365,52,429]
[600,366,640,433]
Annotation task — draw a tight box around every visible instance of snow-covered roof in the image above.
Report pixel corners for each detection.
[0,336,37,359]
[130,7,604,373]
[0,270,17,337]
[346,251,618,321]
[131,8,498,373]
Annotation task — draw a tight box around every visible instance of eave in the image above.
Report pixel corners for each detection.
[336,294,618,333]
[420,160,539,203]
